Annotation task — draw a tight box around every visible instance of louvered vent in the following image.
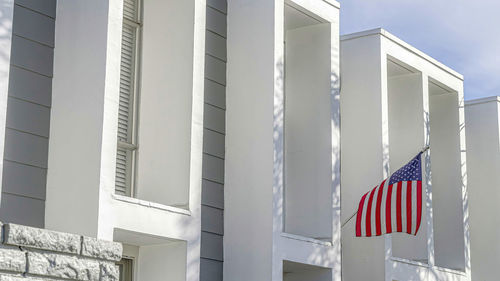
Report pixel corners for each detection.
[115,148,129,195]
[115,0,140,196]
[118,24,136,142]
[123,0,137,21]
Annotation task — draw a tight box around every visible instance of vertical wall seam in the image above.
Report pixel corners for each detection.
[80,236,84,256]
[23,247,28,275]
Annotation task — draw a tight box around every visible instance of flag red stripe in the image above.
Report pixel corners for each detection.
[406,181,412,234]
[415,180,422,235]
[396,181,403,232]
[356,192,368,237]
[375,180,386,236]
[385,184,393,233]
[365,186,377,237]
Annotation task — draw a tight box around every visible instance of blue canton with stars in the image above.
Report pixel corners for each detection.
[389,152,422,185]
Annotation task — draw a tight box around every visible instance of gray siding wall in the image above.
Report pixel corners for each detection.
[0,0,56,228]
[201,0,226,280]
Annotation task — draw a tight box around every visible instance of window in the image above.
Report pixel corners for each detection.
[116,257,134,281]
[115,0,142,196]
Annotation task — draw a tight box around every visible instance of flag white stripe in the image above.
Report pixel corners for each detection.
[361,192,369,236]
[401,182,407,232]
[370,184,379,235]
[411,181,417,234]
[380,180,389,234]
[391,183,397,232]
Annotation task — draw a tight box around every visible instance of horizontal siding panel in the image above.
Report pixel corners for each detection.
[205,55,226,85]
[202,154,224,184]
[201,205,223,235]
[6,97,50,137]
[207,0,226,14]
[202,2,225,281]
[203,129,224,158]
[0,193,44,228]
[204,79,225,109]
[4,128,48,168]
[206,31,226,61]
[202,179,224,209]
[10,35,54,77]
[200,258,223,281]
[8,66,52,106]
[13,5,55,47]
[201,232,223,261]
[15,0,56,18]
[2,160,46,200]
[204,104,225,134]
[206,7,226,37]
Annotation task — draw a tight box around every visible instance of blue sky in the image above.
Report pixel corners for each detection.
[339,0,500,100]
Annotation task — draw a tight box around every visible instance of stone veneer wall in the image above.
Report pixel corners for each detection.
[0,223,122,281]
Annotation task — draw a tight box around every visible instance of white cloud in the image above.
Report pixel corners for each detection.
[339,0,500,99]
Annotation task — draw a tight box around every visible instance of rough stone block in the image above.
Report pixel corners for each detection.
[81,237,122,261]
[27,252,100,281]
[0,275,46,281]
[0,247,26,273]
[99,262,120,281]
[4,224,81,254]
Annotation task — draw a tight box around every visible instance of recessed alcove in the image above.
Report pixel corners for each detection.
[114,229,187,281]
[428,79,466,271]
[282,2,333,241]
[132,0,198,209]
[386,58,428,263]
[283,260,332,281]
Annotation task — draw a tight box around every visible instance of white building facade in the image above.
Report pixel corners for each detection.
[340,29,471,281]
[0,0,225,280]
[465,96,500,281]
[225,0,341,280]
[0,1,474,281]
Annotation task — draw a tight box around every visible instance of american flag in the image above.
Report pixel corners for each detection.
[356,152,423,237]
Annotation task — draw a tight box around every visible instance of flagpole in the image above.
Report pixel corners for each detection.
[341,146,430,229]
[341,211,358,228]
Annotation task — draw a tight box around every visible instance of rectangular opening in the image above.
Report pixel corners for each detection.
[115,0,141,197]
[116,256,134,281]
[428,79,465,271]
[283,260,332,281]
[114,229,187,281]
[114,0,198,209]
[282,3,333,241]
[386,58,428,263]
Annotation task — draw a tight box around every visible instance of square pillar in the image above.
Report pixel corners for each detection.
[465,96,500,281]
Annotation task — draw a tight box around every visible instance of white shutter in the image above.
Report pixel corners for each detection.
[123,0,138,21]
[115,148,129,195]
[115,0,140,196]
[118,23,136,143]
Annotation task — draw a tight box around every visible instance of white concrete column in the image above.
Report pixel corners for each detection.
[45,0,123,237]
[465,97,500,281]
[340,34,387,281]
[422,75,435,267]
[225,0,278,279]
